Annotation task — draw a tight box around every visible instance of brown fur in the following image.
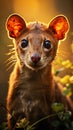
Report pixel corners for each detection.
[6,14,71,130]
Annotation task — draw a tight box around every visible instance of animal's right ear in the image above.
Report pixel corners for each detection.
[6,14,26,38]
[48,15,69,40]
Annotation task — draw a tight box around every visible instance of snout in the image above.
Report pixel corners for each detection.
[31,53,41,64]
[24,52,45,70]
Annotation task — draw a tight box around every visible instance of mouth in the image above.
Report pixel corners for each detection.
[24,61,48,71]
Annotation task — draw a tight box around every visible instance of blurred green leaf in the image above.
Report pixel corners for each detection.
[70,76,73,84]
[54,68,65,76]
[60,75,70,84]
[26,125,35,130]
[63,87,72,96]
[0,122,8,130]
[16,118,29,129]
[62,60,72,68]
[51,120,60,128]
[54,57,63,65]
[58,111,71,121]
[51,103,64,113]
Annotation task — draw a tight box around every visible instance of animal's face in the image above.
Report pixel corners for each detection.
[6,14,69,70]
[14,25,58,70]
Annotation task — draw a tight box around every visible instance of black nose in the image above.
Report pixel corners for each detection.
[31,53,41,64]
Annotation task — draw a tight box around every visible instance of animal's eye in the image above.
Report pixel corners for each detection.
[21,39,28,48]
[43,40,51,49]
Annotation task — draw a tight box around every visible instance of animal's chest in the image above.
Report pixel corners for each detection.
[21,93,50,123]
[12,77,51,121]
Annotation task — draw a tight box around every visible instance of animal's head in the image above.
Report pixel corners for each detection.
[6,14,69,70]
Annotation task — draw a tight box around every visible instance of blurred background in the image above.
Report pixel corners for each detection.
[0,0,73,123]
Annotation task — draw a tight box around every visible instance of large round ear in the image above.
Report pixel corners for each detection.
[48,15,69,40]
[6,14,26,38]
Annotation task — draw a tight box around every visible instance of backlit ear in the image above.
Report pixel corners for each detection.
[6,14,26,38]
[49,15,69,40]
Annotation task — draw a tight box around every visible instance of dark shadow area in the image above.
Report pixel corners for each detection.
[0,0,14,123]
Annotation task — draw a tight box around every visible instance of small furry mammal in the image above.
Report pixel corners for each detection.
[6,14,72,130]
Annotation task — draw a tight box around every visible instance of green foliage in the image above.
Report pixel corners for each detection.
[54,57,73,96]
[51,44,73,129]
[51,103,73,130]
[0,103,73,130]
[16,118,29,129]
[51,102,64,113]
[51,111,73,130]
[15,118,35,130]
[10,103,73,130]
[0,122,8,130]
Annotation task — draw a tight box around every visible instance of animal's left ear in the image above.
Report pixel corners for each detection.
[48,15,69,40]
[6,14,26,38]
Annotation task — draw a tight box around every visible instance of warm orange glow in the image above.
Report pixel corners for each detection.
[7,15,26,38]
[13,0,57,23]
[55,17,69,40]
[49,16,69,40]
[55,17,69,32]
[5,0,71,61]
[55,22,64,31]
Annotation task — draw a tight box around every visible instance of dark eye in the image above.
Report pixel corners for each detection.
[21,39,28,48]
[43,40,51,49]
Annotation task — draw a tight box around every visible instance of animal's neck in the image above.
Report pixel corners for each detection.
[18,63,55,102]
[16,62,54,91]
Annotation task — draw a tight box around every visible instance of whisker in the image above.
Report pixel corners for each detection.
[6,62,15,71]
[6,59,16,66]
[9,48,15,51]
[5,55,15,63]
[6,50,15,54]
[6,51,15,56]
[7,44,14,47]
[5,44,16,71]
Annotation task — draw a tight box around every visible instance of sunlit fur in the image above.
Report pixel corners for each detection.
[14,22,58,71]
[5,43,16,71]
[6,14,72,130]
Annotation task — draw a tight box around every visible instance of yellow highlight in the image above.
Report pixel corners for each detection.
[56,23,63,31]
[13,0,57,23]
